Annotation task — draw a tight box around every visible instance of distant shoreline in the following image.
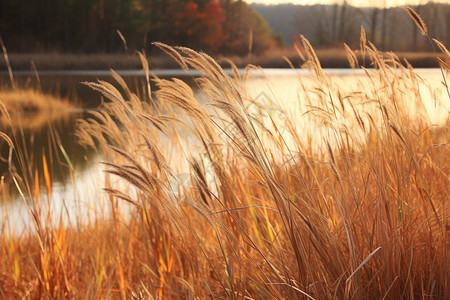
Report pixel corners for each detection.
[0,50,447,71]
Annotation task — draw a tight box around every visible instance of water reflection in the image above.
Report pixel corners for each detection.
[0,111,95,201]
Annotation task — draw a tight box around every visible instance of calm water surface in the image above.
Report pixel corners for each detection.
[0,68,447,232]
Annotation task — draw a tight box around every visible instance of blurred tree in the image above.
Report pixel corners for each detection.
[221,0,275,55]
[250,3,296,46]
[369,6,379,44]
[361,0,388,50]
[273,32,285,48]
[295,4,361,48]
[176,1,205,46]
[0,0,276,55]
[337,0,347,42]
[202,0,226,48]
[380,1,388,50]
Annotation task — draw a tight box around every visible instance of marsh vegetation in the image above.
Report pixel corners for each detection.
[0,11,449,299]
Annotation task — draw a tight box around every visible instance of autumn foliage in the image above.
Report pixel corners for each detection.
[0,0,277,55]
[177,1,226,51]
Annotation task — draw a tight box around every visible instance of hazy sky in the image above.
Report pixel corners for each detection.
[246,0,448,7]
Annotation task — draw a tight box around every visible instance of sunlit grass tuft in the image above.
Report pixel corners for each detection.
[0,88,77,114]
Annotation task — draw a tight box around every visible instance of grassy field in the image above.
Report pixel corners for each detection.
[1,16,450,299]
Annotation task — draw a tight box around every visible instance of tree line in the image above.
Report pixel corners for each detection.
[252,1,450,52]
[0,0,276,55]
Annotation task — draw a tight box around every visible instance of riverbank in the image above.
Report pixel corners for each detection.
[0,89,77,114]
[1,48,447,71]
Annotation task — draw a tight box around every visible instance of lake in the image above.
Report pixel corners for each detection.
[0,68,448,233]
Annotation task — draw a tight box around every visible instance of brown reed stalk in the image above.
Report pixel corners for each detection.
[404,6,428,36]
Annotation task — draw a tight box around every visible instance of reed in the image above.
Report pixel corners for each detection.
[1,11,449,299]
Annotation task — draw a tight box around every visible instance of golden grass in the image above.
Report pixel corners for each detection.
[0,88,78,129]
[0,88,76,114]
[1,12,450,298]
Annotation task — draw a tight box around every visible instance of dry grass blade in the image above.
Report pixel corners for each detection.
[404,6,428,35]
[344,43,358,69]
[106,145,155,184]
[190,159,211,207]
[360,26,366,53]
[110,69,132,99]
[437,57,450,71]
[0,35,16,90]
[82,81,123,104]
[346,247,382,285]
[137,51,152,99]
[294,43,306,62]
[116,30,128,51]
[389,124,406,145]
[243,64,259,83]
[0,131,13,149]
[142,135,167,172]
[300,35,324,79]
[282,56,295,69]
[104,188,139,207]
[221,57,242,81]
[153,42,189,71]
[0,101,11,122]
[433,39,450,58]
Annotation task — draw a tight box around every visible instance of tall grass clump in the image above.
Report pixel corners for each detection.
[1,9,449,298]
[75,23,448,300]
